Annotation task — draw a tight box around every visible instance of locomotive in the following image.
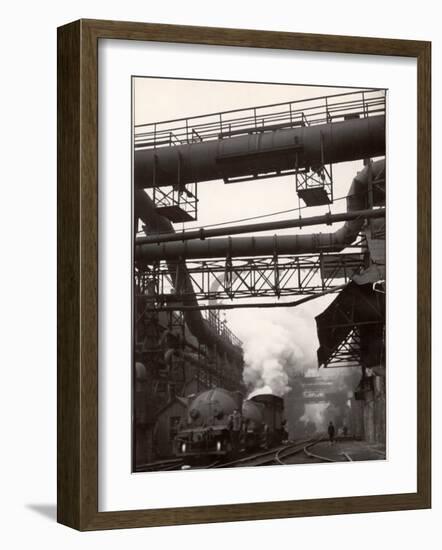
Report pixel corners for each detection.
[174,387,286,459]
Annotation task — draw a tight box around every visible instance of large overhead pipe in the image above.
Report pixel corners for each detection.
[134,115,385,189]
[135,158,385,262]
[134,189,243,363]
[136,207,385,246]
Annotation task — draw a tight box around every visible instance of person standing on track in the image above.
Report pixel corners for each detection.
[327,421,336,446]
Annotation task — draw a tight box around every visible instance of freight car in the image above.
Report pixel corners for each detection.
[243,394,286,450]
[174,387,286,460]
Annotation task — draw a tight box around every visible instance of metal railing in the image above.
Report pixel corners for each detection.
[134,89,386,150]
[204,310,243,348]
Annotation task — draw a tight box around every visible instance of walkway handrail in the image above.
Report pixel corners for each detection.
[134,89,386,150]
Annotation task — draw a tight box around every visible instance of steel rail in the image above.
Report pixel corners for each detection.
[134,458,185,472]
[274,437,325,465]
[213,443,290,469]
[214,438,317,469]
[303,438,353,462]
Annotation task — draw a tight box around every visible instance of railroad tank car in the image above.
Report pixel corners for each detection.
[174,387,243,458]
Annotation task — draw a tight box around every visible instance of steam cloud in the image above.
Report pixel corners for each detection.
[227,296,334,397]
[226,296,360,436]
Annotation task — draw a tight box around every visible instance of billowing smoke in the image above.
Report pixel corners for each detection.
[300,402,329,428]
[243,334,304,397]
[226,296,361,437]
[297,368,360,435]
[227,296,334,398]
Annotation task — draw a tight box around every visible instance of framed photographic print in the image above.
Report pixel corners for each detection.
[57,19,431,530]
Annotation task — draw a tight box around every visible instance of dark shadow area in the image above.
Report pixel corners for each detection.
[26,504,57,521]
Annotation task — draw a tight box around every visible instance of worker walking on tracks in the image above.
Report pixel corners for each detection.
[327,421,336,446]
[228,408,243,456]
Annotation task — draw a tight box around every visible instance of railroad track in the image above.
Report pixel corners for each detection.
[134,458,185,472]
[189,459,224,469]
[136,457,225,472]
[274,438,324,465]
[213,438,323,468]
[303,438,357,462]
[135,437,360,472]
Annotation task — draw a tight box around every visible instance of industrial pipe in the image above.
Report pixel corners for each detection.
[134,115,385,189]
[135,189,243,363]
[136,207,385,246]
[145,283,348,312]
[135,158,385,262]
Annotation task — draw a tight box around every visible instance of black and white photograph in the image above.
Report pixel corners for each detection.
[0,0,436,542]
[132,78,387,472]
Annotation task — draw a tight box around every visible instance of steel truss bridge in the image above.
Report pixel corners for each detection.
[135,251,365,305]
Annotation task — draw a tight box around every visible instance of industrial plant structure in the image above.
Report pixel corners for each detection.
[133,88,386,468]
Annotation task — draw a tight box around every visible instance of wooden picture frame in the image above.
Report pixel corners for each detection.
[57,18,431,531]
